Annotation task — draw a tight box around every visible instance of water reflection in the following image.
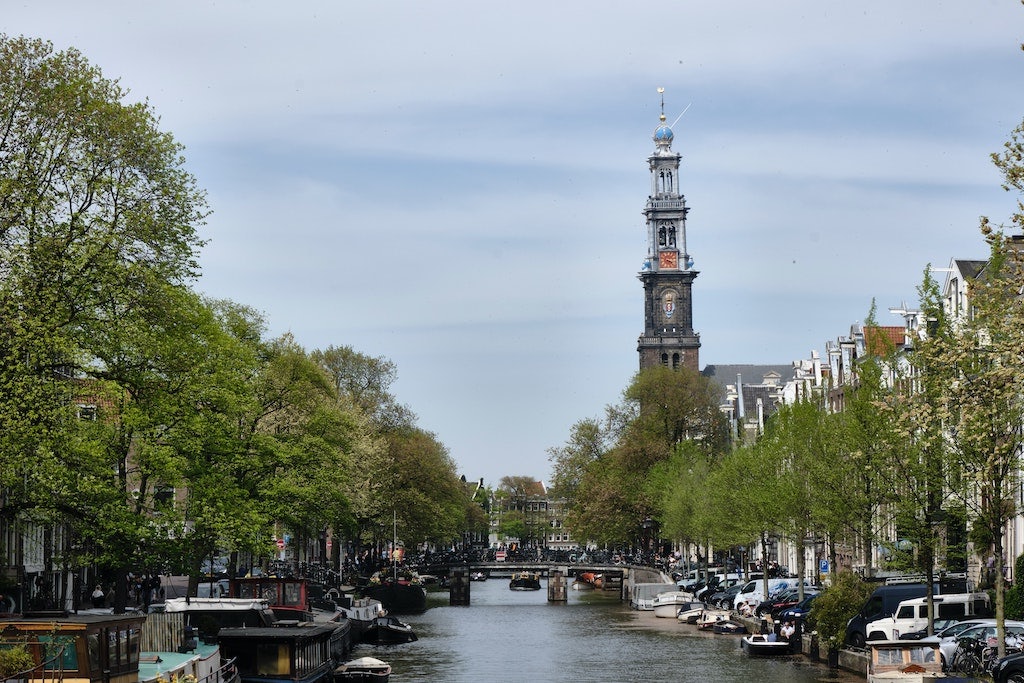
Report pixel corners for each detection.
[355,578,861,683]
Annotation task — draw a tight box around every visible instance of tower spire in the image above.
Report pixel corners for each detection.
[637,88,701,372]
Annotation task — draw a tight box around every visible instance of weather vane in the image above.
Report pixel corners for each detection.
[657,87,666,121]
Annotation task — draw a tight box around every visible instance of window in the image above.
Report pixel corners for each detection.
[77,404,97,421]
[937,603,966,619]
[153,486,175,507]
[256,644,289,675]
[40,635,79,671]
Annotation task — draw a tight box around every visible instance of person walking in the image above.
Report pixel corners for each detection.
[91,585,105,608]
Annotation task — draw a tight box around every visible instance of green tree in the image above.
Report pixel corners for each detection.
[704,441,786,603]
[0,34,209,608]
[878,268,958,634]
[833,314,899,571]
[809,570,872,651]
[498,510,526,543]
[547,418,607,501]
[563,366,727,549]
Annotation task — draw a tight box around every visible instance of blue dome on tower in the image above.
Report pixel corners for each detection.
[653,124,674,142]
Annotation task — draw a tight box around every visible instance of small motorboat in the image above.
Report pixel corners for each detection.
[509,571,542,591]
[677,603,706,624]
[335,656,391,682]
[469,571,488,581]
[361,615,418,645]
[651,592,699,619]
[695,609,731,630]
[741,633,793,656]
[712,619,748,635]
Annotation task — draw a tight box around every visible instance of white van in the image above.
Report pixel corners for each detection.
[865,592,991,641]
[733,577,812,610]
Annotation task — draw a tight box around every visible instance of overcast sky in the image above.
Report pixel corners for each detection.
[8,1,1024,486]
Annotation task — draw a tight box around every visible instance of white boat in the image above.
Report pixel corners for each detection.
[651,591,700,618]
[335,656,391,682]
[695,609,732,630]
[740,633,793,656]
[866,638,944,682]
[677,603,708,624]
[336,596,386,640]
[629,582,679,610]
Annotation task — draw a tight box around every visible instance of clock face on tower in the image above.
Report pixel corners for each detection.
[659,251,679,270]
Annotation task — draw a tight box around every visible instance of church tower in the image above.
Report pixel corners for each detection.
[637,91,700,372]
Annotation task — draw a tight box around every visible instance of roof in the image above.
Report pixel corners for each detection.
[702,364,797,386]
[953,259,987,279]
[864,326,905,355]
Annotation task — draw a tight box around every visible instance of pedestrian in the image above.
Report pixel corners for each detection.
[780,620,795,639]
[91,584,105,608]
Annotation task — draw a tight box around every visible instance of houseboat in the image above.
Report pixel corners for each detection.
[217,621,347,683]
[0,612,146,683]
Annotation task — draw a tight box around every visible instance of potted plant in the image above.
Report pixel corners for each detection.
[808,570,873,667]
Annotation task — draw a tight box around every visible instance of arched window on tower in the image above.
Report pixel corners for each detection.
[672,353,680,369]
[661,353,669,367]
[666,171,673,193]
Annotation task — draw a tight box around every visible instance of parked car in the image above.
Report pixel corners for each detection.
[758,587,818,617]
[845,577,973,648]
[937,622,1024,670]
[709,584,743,609]
[865,592,990,641]
[776,593,818,623]
[898,618,961,640]
[733,577,813,611]
[993,649,1024,683]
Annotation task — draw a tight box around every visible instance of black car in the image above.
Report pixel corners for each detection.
[777,593,818,623]
[993,650,1024,683]
[756,587,804,617]
[709,584,743,608]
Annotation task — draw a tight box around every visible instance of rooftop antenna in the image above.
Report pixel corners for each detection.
[657,87,666,121]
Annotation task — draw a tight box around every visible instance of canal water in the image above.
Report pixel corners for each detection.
[357,577,864,682]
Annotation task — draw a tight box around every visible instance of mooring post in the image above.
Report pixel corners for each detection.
[547,569,567,602]
[449,570,470,605]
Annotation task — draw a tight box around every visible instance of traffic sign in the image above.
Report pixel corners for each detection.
[276,538,285,549]
[819,559,829,573]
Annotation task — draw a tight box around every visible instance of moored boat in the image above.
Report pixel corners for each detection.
[677,604,706,624]
[218,620,348,683]
[509,572,542,591]
[0,610,239,683]
[740,633,793,656]
[695,609,732,630]
[572,571,600,591]
[360,615,417,645]
[334,656,391,682]
[335,597,385,642]
[712,619,748,635]
[360,577,427,614]
[1,612,147,683]
[469,571,488,581]
[231,576,344,623]
[651,592,699,619]
[629,582,678,611]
